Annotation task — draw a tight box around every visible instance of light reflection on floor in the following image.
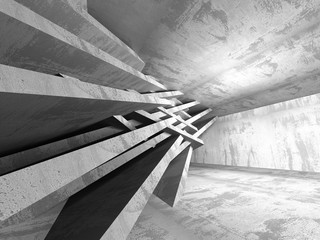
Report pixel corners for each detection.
[128,166,320,240]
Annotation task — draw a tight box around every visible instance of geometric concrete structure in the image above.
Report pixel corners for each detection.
[2,1,320,239]
[14,0,146,71]
[154,146,194,207]
[0,1,214,239]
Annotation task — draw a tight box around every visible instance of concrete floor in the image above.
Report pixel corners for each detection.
[128,166,320,240]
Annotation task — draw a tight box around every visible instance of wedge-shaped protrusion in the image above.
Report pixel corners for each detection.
[0,133,175,239]
[0,118,177,227]
[0,126,123,176]
[0,0,165,91]
[0,200,67,240]
[0,64,172,156]
[14,0,145,71]
[109,115,136,131]
[154,146,193,207]
[151,117,216,208]
[44,136,187,240]
[142,90,183,99]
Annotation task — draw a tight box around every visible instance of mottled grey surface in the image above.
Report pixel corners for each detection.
[194,93,320,172]
[89,0,320,115]
[15,0,145,71]
[128,166,320,240]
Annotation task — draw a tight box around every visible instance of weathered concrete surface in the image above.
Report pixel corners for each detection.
[128,166,320,240]
[0,0,165,92]
[158,106,198,133]
[15,0,145,71]
[0,200,67,240]
[194,93,320,172]
[0,126,123,176]
[0,118,177,227]
[0,64,172,156]
[90,0,320,115]
[141,0,320,115]
[142,90,183,99]
[88,0,175,52]
[154,147,193,207]
[43,136,186,240]
[0,132,173,239]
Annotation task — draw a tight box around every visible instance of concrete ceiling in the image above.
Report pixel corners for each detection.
[88,0,320,116]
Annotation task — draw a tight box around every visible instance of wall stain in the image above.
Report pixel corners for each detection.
[192,1,229,33]
[256,58,278,77]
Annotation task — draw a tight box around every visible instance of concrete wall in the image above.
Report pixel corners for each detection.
[193,93,320,172]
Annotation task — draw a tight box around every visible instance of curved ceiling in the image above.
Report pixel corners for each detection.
[88,0,320,116]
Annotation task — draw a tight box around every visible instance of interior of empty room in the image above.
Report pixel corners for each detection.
[0,0,320,239]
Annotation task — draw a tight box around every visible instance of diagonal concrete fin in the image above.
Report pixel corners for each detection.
[153,146,193,207]
[0,0,165,92]
[44,136,186,240]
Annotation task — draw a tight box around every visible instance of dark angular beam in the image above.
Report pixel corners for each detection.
[0,126,122,176]
[153,146,193,207]
[14,0,145,71]
[0,64,172,156]
[109,115,136,131]
[45,136,187,240]
[0,118,177,227]
[0,0,165,92]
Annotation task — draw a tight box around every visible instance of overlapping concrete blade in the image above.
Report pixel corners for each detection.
[142,90,183,99]
[0,126,123,176]
[44,136,186,240]
[109,115,136,131]
[134,109,204,148]
[0,0,166,91]
[170,99,193,119]
[154,146,193,207]
[0,133,175,238]
[175,108,213,130]
[158,106,198,133]
[0,200,67,239]
[14,0,145,71]
[165,125,204,149]
[0,64,172,156]
[0,118,177,227]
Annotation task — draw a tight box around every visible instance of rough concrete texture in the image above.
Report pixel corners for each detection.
[0,64,171,156]
[0,118,177,226]
[88,0,175,52]
[15,0,145,71]
[154,147,193,207]
[128,166,320,240]
[194,93,320,172]
[89,0,320,115]
[141,0,320,115]
[44,136,186,240]
[0,200,67,240]
[0,0,165,92]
